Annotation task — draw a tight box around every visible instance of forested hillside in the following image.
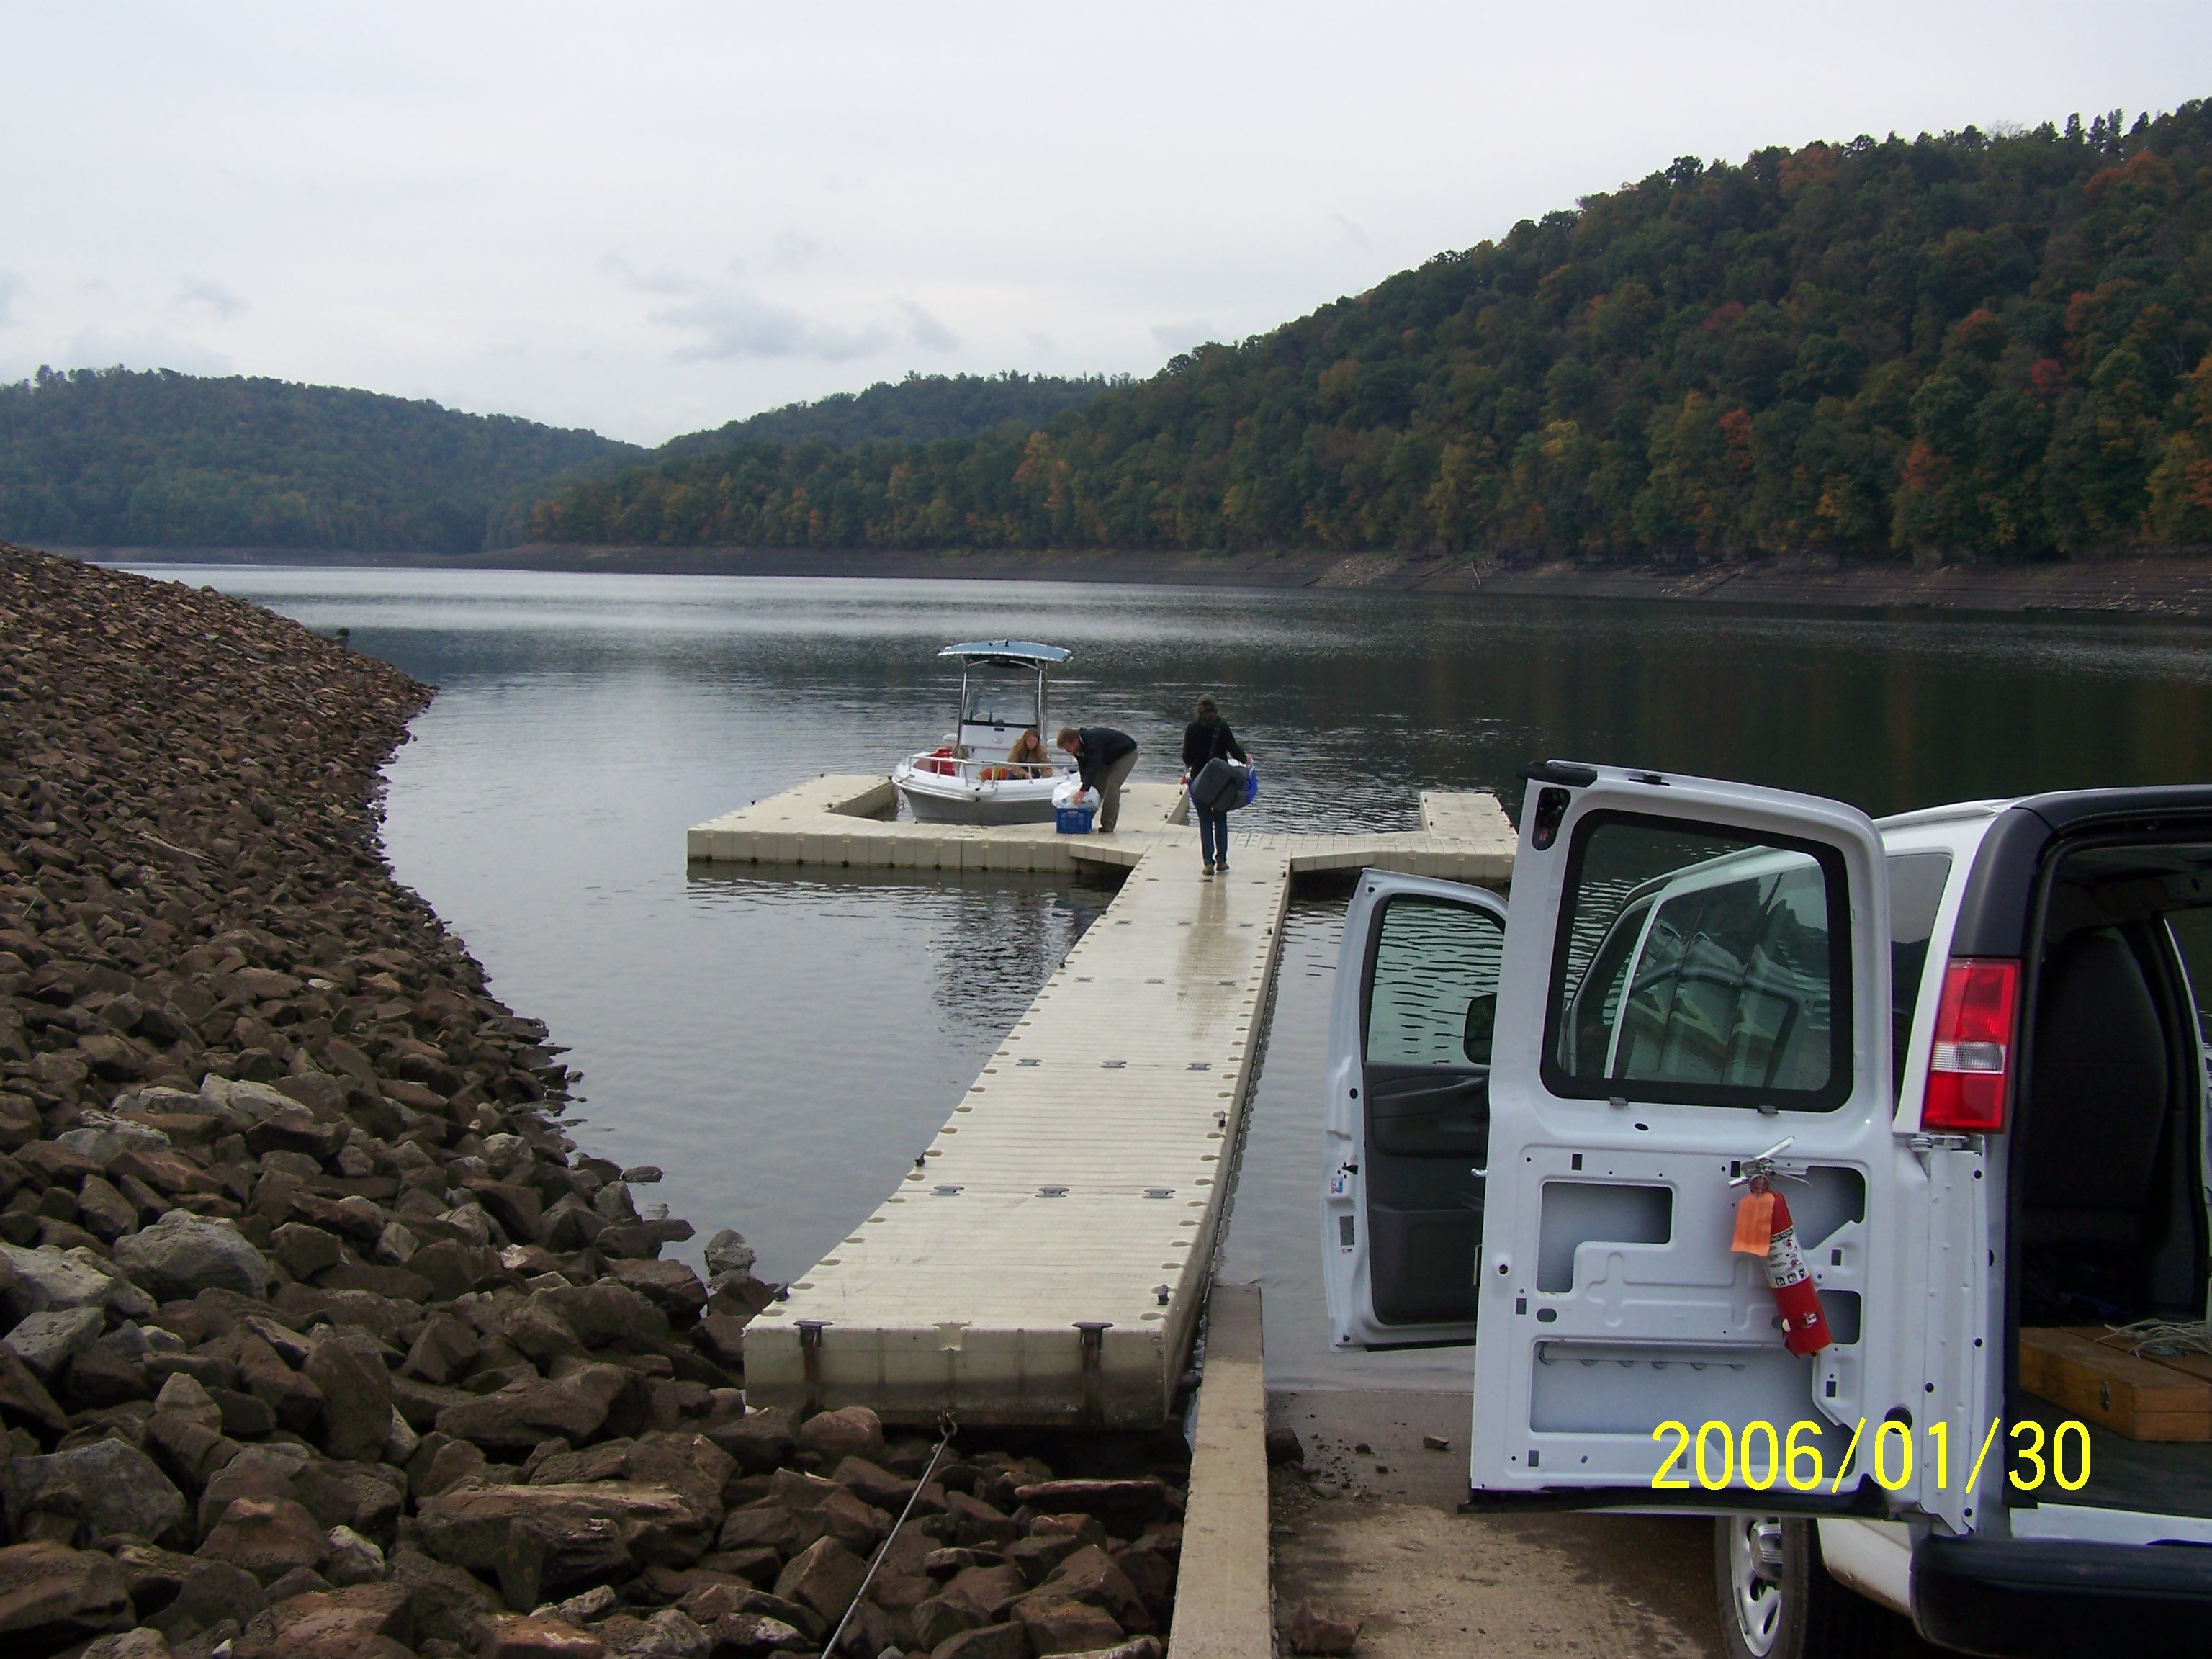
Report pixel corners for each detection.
[0,368,642,553]
[657,371,1114,457]
[534,102,2212,563]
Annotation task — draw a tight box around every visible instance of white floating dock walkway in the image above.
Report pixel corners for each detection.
[691,775,1515,1426]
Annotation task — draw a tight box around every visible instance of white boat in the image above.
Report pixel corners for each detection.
[891,641,1076,824]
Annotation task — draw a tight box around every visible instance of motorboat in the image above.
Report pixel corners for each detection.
[892,641,1076,824]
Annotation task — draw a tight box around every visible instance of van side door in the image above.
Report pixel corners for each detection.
[1323,871,1509,1350]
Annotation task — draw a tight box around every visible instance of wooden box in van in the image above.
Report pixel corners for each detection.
[2020,1328,2212,1442]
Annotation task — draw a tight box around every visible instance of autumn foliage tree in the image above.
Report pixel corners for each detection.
[535,102,2212,564]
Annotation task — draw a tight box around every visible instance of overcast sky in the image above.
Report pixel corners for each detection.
[4,5,2207,446]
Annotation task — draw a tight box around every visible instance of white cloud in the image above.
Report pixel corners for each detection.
[174,276,248,319]
[899,300,960,352]
[602,256,697,297]
[765,231,826,273]
[0,274,19,328]
[652,292,891,363]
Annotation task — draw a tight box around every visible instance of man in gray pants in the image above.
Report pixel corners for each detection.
[1057,726,1139,832]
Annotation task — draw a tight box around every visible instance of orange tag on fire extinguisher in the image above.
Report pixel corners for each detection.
[1730,1189,1776,1255]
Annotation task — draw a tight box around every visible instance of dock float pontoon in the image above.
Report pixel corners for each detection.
[689,775,1516,1426]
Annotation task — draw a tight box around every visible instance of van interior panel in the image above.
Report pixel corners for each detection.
[1535,1181,1672,1292]
[1529,1341,1843,1448]
[2013,841,2212,1516]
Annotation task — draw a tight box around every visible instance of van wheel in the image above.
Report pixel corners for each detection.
[1714,1516,1875,1659]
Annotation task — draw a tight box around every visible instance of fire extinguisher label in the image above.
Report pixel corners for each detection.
[1766,1226,1812,1288]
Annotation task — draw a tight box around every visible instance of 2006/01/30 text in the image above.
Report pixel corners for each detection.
[1650,1418,2091,1493]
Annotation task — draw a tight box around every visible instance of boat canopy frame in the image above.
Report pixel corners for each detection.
[938,641,1072,668]
[937,642,1074,752]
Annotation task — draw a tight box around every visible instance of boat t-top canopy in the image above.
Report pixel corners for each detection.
[939,640,1071,668]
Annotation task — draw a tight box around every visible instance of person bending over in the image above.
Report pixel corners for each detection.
[1056,725,1138,832]
[1182,693,1249,876]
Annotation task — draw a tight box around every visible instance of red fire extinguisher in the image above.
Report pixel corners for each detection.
[1732,1140,1830,1357]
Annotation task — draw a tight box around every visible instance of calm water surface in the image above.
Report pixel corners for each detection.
[134,567,2212,1386]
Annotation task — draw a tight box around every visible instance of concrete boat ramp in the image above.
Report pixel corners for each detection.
[688,775,1515,1429]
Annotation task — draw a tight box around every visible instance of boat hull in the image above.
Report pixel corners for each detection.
[893,763,1065,825]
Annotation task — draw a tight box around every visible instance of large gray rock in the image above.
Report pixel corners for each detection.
[703,1405,795,1475]
[302,1335,392,1462]
[702,1228,756,1277]
[773,1537,868,1622]
[77,1628,177,1659]
[795,1405,883,1465]
[114,1213,271,1302]
[414,1479,718,1592]
[606,1606,710,1656]
[533,1281,668,1350]
[199,1076,297,1126]
[196,1496,329,1585]
[153,1372,224,1431]
[323,1525,385,1588]
[152,1557,265,1637]
[69,1250,156,1319]
[1013,1545,1153,1635]
[432,1362,630,1449]
[232,1580,415,1659]
[57,1112,172,1168]
[50,1328,151,1411]
[387,1542,501,1647]
[192,1445,403,1547]
[6,1437,188,1545]
[0,1242,117,1318]
[3,1305,107,1377]
[75,1177,140,1244]
[0,1347,68,1435]
[603,1258,706,1323]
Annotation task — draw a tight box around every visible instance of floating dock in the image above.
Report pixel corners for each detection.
[692,775,1516,1426]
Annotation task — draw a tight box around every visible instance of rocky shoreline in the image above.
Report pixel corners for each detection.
[0,545,1184,1659]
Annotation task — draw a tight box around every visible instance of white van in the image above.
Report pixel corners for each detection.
[1322,763,2212,1657]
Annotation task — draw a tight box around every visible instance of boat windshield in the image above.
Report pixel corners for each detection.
[961,662,1042,729]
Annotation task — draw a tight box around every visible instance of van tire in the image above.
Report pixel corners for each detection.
[1714,1515,1879,1659]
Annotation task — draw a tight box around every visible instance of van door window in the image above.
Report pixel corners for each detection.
[1367,896,1506,1064]
[1543,811,1852,1111]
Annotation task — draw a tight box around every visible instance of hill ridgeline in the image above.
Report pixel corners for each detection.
[532,102,2212,567]
[0,369,644,556]
[0,369,1115,558]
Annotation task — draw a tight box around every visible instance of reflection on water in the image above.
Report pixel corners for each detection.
[685,865,1107,1043]
[130,565,2212,1384]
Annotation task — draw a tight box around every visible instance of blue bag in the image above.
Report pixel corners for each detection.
[1191,757,1255,814]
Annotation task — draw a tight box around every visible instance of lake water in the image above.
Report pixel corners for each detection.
[132,566,2212,1388]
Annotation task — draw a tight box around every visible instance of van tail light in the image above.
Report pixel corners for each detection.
[1923,958,2020,1132]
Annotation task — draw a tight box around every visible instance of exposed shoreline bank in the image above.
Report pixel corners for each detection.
[0,543,1186,1657]
[62,541,2212,620]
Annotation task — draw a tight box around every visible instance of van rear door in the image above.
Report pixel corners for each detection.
[1323,871,1509,1350]
[1469,763,1910,1511]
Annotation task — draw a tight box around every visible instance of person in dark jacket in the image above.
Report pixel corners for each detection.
[1182,693,1249,875]
[1056,725,1139,831]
